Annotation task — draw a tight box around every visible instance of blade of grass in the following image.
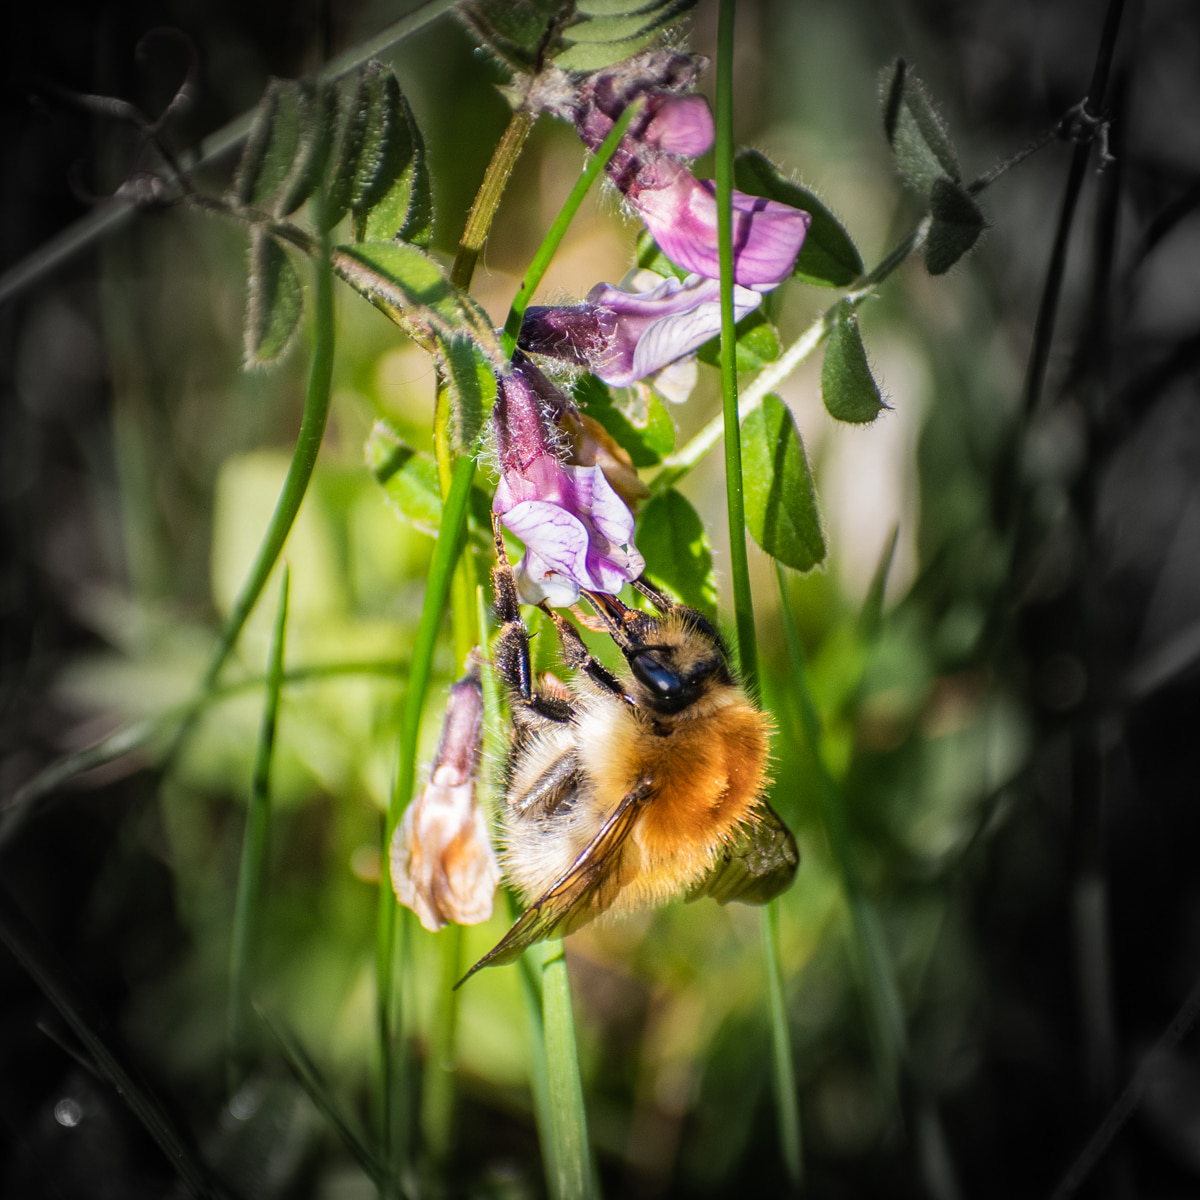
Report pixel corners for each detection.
[775,564,907,1101]
[716,6,802,1187]
[421,922,464,1170]
[0,886,234,1200]
[227,566,290,1095]
[257,1004,385,1188]
[541,941,598,1200]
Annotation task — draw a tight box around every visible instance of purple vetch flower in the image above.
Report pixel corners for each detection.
[521,270,764,390]
[565,53,811,288]
[390,665,498,932]
[493,357,644,607]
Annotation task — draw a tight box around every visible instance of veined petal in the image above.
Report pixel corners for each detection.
[643,95,714,157]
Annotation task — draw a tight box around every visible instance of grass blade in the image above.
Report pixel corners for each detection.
[0,886,234,1200]
[227,566,290,1094]
[540,941,598,1200]
[258,1004,385,1187]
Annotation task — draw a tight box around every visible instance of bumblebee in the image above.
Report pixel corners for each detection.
[460,525,798,983]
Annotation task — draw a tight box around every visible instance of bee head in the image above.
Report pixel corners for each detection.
[584,591,732,715]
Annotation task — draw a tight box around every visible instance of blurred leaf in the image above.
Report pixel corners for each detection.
[458,0,563,71]
[365,420,416,484]
[365,422,441,534]
[733,150,864,287]
[437,337,496,452]
[333,241,500,358]
[925,176,986,275]
[232,79,301,211]
[821,300,886,423]
[742,394,824,571]
[636,229,690,282]
[244,230,303,368]
[880,59,960,193]
[696,309,780,372]
[636,489,718,621]
[275,80,337,217]
[575,373,674,467]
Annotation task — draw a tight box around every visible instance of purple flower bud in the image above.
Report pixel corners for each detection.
[493,359,644,607]
[390,666,498,932]
[522,272,763,388]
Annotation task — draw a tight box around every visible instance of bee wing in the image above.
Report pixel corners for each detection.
[687,801,799,906]
[456,778,653,986]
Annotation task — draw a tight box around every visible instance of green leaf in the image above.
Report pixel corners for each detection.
[821,300,886,423]
[368,423,443,536]
[349,63,433,246]
[333,241,500,360]
[556,0,697,71]
[880,59,960,193]
[437,337,497,452]
[233,79,297,210]
[320,71,375,231]
[741,393,825,571]
[575,373,674,468]
[275,80,337,217]
[458,0,562,71]
[925,176,986,275]
[696,309,780,372]
[636,230,690,282]
[635,489,718,622]
[733,150,864,287]
[244,230,303,367]
[365,419,416,484]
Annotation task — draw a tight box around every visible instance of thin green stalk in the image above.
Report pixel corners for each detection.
[500,97,645,357]
[421,923,464,1170]
[376,451,475,1182]
[0,887,233,1200]
[775,565,906,1099]
[201,245,334,693]
[762,900,803,1189]
[258,1004,386,1187]
[541,941,598,1200]
[715,0,756,685]
[227,566,290,1095]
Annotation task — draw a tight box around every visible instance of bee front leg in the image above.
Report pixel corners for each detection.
[540,604,628,703]
[491,517,572,723]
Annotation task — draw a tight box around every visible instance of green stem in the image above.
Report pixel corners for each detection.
[421,923,464,1170]
[541,941,598,1200]
[204,242,335,693]
[227,566,290,1096]
[715,0,756,686]
[500,97,645,358]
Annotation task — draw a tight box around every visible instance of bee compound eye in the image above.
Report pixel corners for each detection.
[630,652,687,707]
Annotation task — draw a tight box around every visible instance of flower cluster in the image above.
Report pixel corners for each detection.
[390,666,498,931]
[490,51,811,605]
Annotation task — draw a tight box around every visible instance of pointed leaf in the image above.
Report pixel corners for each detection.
[636,488,718,621]
[880,59,960,193]
[369,425,443,535]
[365,420,416,483]
[925,176,986,275]
[333,242,500,360]
[320,71,374,231]
[696,309,780,372]
[458,0,562,71]
[275,80,338,217]
[575,373,674,467]
[821,300,886,424]
[556,0,697,70]
[734,150,864,287]
[742,393,825,571]
[244,230,303,367]
[233,79,302,210]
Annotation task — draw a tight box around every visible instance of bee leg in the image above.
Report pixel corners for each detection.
[491,516,573,723]
[539,604,628,702]
[631,575,674,615]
